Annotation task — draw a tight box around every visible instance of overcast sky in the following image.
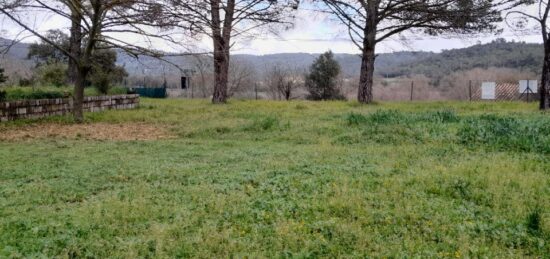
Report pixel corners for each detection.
[1,6,542,55]
[230,8,542,55]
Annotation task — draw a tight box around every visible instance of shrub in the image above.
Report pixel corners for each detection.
[18,77,35,87]
[38,62,67,87]
[0,67,8,84]
[109,87,129,95]
[0,90,6,102]
[91,71,111,95]
[5,89,66,100]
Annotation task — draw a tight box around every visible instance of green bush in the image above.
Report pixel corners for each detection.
[18,77,35,87]
[109,87,129,95]
[0,90,6,102]
[5,89,66,100]
[38,62,67,87]
[0,67,8,84]
[91,71,111,95]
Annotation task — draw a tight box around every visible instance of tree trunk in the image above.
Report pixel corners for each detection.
[73,66,89,122]
[212,38,229,103]
[357,1,377,104]
[358,42,376,103]
[541,41,550,110]
[68,8,81,84]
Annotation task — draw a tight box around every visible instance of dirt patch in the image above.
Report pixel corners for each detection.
[0,123,175,141]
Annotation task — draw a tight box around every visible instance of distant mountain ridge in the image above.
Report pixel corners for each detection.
[0,38,543,79]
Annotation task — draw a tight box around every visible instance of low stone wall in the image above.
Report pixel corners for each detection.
[0,94,139,122]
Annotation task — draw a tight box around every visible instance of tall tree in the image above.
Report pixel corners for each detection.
[27,30,70,65]
[1,0,170,122]
[319,0,521,104]
[165,0,298,103]
[507,1,550,110]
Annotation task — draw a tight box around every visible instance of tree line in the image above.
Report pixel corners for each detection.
[0,0,548,122]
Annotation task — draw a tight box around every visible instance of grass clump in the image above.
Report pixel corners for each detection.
[420,109,460,123]
[526,207,542,235]
[346,112,368,125]
[244,115,281,131]
[369,109,405,124]
[347,109,459,126]
[458,115,550,154]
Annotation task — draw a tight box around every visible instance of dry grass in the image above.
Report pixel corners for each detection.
[0,122,175,141]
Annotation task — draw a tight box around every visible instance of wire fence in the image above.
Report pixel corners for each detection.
[180,77,543,102]
[365,79,541,102]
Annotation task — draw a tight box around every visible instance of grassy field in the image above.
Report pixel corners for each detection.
[0,99,549,258]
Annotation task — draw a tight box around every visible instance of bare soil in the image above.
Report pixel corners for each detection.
[0,123,175,141]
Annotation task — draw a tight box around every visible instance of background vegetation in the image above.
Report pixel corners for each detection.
[0,38,544,102]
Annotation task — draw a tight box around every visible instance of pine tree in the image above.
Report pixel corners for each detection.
[305,51,345,100]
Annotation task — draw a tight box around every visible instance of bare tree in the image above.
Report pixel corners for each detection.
[266,64,300,100]
[318,0,522,104]
[507,2,550,109]
[1,0,172,122]
[227,59,255,97]
[191,54,214,98]
[164,0,298,103]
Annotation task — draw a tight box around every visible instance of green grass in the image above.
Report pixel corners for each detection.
[1,99,549,258]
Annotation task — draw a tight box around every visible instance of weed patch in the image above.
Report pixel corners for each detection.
[457,115,550,154]
[243,116,284,132]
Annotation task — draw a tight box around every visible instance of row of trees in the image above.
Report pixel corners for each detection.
[1,0,549,123]
[188,51,344,100]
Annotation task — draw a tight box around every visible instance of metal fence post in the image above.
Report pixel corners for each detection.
[410,81,414,101]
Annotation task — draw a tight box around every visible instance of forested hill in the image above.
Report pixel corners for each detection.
[0,37,544,79]
[116,39,542,78]
[378,39,544,78]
